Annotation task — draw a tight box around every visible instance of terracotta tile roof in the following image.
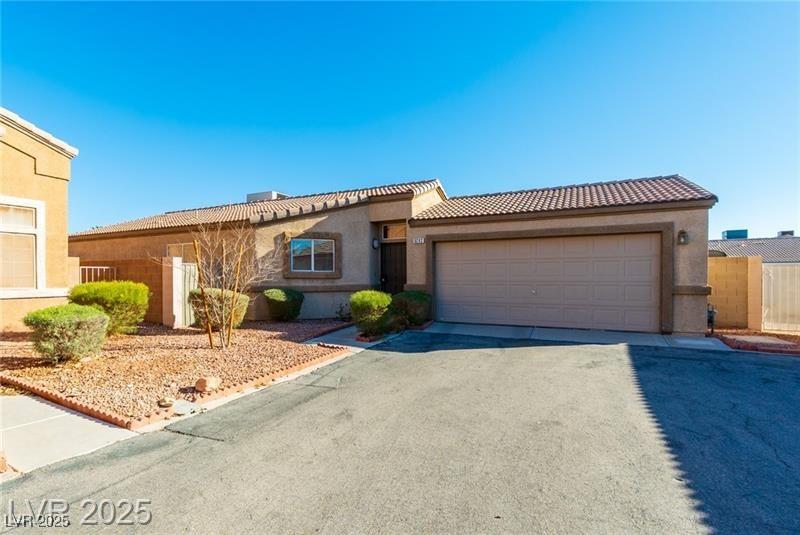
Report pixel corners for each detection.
[709,237,800,263]
[412,175,716,221]
[72,179,442,237]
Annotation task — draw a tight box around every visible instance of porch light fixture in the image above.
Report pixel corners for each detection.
[372,238,380,250]
[677,230,689,245]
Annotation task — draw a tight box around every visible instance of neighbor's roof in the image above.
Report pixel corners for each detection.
[0,107,79,157]
[71,179,443,237]
[412,175,716,221]
[708,237,800,263]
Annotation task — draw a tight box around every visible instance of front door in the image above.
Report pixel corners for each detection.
[380,242,407,294]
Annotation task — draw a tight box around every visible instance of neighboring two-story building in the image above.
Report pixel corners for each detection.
[0,108,79,331]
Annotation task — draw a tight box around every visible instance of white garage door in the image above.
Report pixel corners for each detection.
[435,234,661,332]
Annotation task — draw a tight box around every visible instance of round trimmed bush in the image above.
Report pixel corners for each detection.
[189,288,250,331]
[68,281,149,335]
[23,304,109,364]
[263,288,304,321]
[391,291,432,326]
[349,290,392,336]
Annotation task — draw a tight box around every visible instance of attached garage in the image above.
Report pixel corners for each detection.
[435,233,661,332]
[406,175,719,335]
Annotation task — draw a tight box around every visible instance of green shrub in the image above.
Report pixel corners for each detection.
[23,304,109,364]
[68,281,149,335]
[391,291,432,326]
[349,290,392,336]
[189,288,250,330]
[263,288,304,321]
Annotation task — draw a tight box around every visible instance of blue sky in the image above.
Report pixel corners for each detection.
[2,2,798,237]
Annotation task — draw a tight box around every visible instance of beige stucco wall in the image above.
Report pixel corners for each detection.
[1,114,74,331]
[407,207,711,335]
[708,256,763,330]
[252,204,379,319]
[70,230,198,260]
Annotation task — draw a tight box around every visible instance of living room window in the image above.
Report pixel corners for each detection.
[0,197,45,290]
[290,238,335,272]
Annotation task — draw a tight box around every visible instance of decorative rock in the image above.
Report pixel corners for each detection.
[157,397,174,408]
[195,376,222,393]
[172,399,200,416]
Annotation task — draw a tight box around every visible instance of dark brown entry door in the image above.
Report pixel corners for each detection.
[380,242,407,294]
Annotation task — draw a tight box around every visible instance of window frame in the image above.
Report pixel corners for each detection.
[290,238,336,273]
[282,232,342,280]
[0,195,47,296]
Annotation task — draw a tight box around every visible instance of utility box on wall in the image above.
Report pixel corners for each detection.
[708,256,763,330]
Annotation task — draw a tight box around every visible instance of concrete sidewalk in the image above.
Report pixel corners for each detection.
[0,395,135,479]
[306,324,403,353]
[423,321,731,350]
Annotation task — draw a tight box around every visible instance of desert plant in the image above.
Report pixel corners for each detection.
[189,288,250,331]
[68,281,149,334]
[165,223,283,349]
[390,291,432,326]
[349,290,392,336]
[23,304,109,364]
[263,288,304,321]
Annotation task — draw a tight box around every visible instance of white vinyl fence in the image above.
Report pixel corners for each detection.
[763,263,800,332]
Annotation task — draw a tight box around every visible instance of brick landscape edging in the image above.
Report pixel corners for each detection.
[715,335,800,356]
[0,343,351,430]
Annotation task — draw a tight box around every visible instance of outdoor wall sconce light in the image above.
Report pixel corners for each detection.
[372,238,380,250]
[677,230,689,245]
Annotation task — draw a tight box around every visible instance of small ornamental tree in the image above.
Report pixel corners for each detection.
[184,223,283,349]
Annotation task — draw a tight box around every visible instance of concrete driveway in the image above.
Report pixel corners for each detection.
[2,332,799,534]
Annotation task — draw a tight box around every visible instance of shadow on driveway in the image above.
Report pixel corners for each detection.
[626,345,800,534]
[375,331,800,534]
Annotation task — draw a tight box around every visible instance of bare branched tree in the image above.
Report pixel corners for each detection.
[152,222,283,349]
[191,223,283,349]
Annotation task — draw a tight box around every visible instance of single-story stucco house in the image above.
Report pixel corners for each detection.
[69,174,717,335]
[1,107,80,331]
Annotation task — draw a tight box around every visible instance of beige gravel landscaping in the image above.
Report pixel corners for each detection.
[0,320,348,419]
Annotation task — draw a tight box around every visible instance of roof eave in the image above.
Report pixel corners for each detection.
[409,198,717,227]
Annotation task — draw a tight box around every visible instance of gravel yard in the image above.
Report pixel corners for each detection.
[0,320,347,419]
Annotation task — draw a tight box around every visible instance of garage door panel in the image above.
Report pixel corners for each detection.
[533,306,564,324]
[624,234,659,254]
[593,260,624,277]
[533,260,563,278]
[593,285,623,303]
[508,261,532,280]
[563,285,591,301]
[484,262,507,280]
[563,261,591,278]
[624,285,658,304]
[435,234,660,332]
[508,305,535,323]
[625,259,658,280]
[484,304,511,323]
[533,239,564,257]
[591,235,625,257]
